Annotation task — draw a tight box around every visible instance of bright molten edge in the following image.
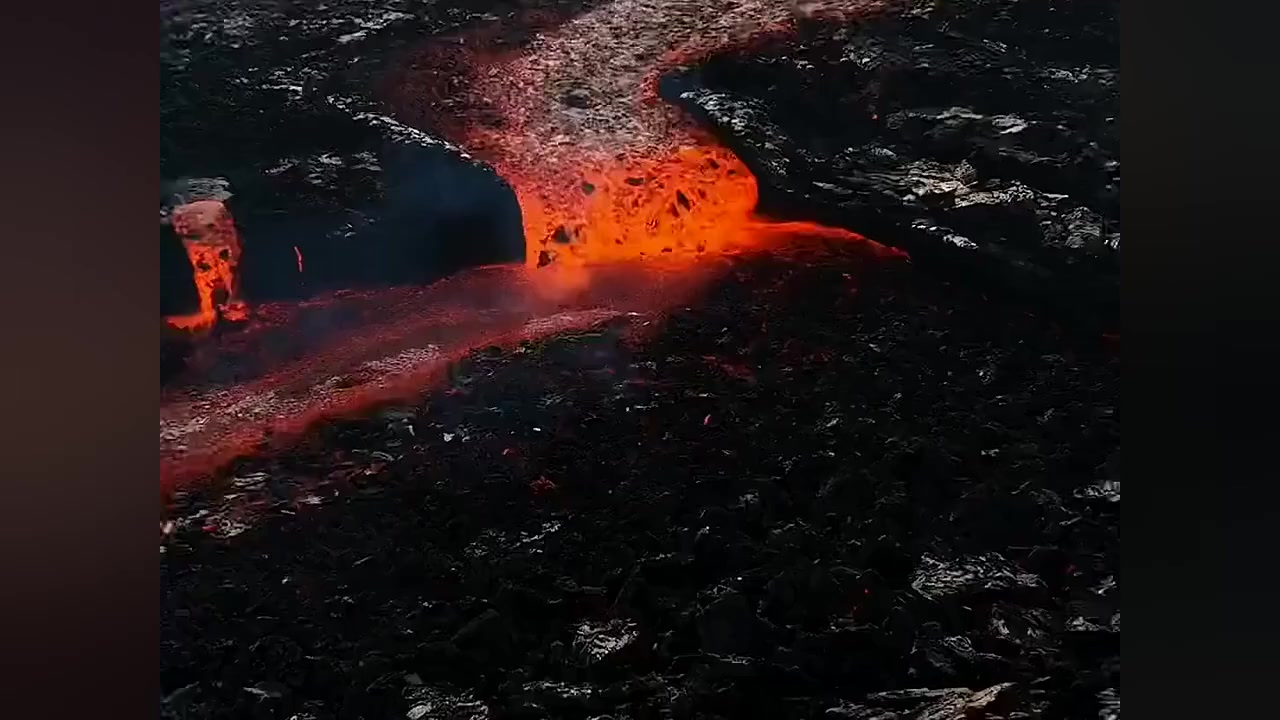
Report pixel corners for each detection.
[393,0,896,268]
[167,200,249,331]
[165,1,895,328]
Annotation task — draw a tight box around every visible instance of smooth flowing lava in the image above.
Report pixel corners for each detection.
[161,0,909,487]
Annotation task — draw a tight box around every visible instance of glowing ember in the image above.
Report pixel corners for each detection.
[166,199,249,332]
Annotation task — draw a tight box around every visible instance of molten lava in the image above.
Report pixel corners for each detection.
[516,144,763,267]
[161,0,912,487]
[160,260,728,488]
[166,200,249,332]
[390,0,902,273]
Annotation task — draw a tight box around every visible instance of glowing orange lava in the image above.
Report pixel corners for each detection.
[513,143,762,266]
[160,260,727,488]
[165,199,248,332]
[391,0,904,275]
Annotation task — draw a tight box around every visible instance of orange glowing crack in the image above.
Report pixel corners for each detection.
[294,245,304,274]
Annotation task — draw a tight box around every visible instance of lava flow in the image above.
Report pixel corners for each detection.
[162,0,911,487]
[166,199,249,332]
[390,0,903,273]
[160,260,728,488]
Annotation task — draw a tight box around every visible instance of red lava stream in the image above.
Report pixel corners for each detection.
[161,0,908,489]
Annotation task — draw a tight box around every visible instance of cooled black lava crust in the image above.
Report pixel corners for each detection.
[161,1,1119,718]
[162,243,1118,720]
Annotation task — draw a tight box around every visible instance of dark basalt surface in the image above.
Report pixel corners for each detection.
[162,243,1119,720]
[669,0,1119,331]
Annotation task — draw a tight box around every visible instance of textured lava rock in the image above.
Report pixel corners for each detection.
[669,0,1119,329]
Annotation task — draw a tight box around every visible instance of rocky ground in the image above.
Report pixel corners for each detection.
[670,0,1118,330]
[161,1,1119,718]
[162,246,1119,720]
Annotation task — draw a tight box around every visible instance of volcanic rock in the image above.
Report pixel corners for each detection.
[161,1,526,313]
[571,619,643,668]
[669,0,1119,328]
[452,609,513,665]
[404,684,491,720]
[162,239,1120,718]
[696,589,777,657]
[161,2,1118,719]
[508,681,599,716]
[1097,687,1120,720]
[823,682,1017,720]
[910,553,1044,604]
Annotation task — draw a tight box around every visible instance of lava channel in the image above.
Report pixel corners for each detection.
[391,0,904,275]
[161,0,911,487]
[160,260,730,489]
